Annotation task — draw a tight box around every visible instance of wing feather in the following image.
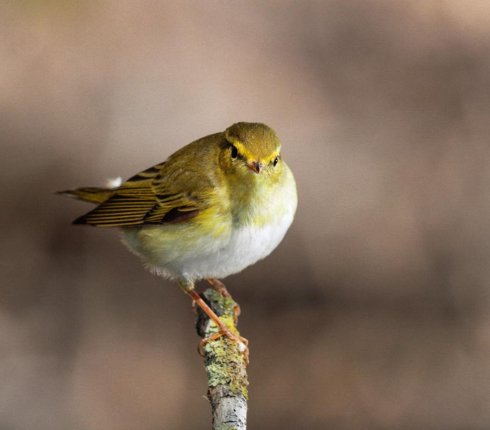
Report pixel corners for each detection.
[74,158,213,227]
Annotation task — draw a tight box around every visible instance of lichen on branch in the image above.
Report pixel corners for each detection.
[196,288,248,430]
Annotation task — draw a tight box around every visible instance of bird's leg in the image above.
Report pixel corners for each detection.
[207,278,231,297]
[179,279,247,359]
[207,278,241,323]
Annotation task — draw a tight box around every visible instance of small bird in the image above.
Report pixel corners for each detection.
[59,122,297,355]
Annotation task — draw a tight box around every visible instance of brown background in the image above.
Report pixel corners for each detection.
[1,1,490,429]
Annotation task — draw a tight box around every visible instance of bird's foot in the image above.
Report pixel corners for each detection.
[198,331,249,365]
[180,280,248,365]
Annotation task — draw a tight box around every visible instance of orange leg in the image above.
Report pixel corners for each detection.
[180,280,248,363]
[207,278,241,321]
[207,278,231,297]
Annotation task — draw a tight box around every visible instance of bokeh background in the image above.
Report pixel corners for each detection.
[1,1,490,429]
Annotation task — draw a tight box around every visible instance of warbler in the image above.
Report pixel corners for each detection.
[60,122,297,352]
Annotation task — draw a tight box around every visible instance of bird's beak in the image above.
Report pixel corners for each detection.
[247,161,263,174]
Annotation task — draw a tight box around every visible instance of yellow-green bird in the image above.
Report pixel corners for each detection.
[60,122,297,353]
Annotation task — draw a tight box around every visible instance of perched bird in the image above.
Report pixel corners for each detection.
[59,122,297,354]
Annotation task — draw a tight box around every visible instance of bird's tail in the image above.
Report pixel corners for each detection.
[56,187,115,204]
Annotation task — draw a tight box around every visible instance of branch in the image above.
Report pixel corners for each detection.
[196,288,249,430]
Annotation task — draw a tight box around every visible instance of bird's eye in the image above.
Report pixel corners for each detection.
[230,145,238,159]
[273,156,279,166]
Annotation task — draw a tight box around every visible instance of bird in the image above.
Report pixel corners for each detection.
[59,122,297,357]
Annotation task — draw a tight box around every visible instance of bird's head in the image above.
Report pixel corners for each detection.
[220,122,282,179]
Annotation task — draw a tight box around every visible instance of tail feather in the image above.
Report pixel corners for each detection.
[56,187,114,204]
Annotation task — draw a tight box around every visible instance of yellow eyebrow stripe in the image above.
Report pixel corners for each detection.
[231,141,280,164]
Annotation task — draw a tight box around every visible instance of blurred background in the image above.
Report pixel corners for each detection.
[1,1,490,429]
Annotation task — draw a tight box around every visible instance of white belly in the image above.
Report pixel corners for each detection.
[173,206,295,280]
[122,165,297,282]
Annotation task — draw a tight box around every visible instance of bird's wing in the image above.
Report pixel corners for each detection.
[73,160,215,227]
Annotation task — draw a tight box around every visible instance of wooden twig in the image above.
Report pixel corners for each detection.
[196,289,249,430]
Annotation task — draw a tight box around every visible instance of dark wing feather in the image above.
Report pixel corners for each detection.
[73,158,213,227]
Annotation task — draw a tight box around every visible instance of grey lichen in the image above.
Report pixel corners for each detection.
[196,288,248,430]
